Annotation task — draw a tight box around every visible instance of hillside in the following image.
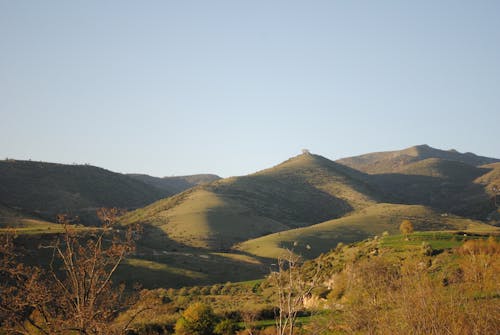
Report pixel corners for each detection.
[366,159,493,218]
[0,203,64,231]
[128,173,220,195]
[237,203,498,259]
[337,144,499,174]
[0,160,170,224]
[121,153,380,249]
[335,146,499,219]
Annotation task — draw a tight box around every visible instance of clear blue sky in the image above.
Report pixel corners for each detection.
[1,1,499,177]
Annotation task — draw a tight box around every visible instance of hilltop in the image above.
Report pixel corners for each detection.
[2,146,499,288]
[0,159,170,224]
[336,145,500,219]
[337,144,499,174]
[121,152,380,249]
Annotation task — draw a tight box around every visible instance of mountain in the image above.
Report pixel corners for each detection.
[337,144,499,174]
[3,147,500,288]
[121,152,380,249]
[128,173,221,195]
[335,145,500,219]
[0,159,170,224]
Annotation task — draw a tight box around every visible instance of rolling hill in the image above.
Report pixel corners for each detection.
[2,146,499,288]
[337,144,499,174]
[128,173,220,195]
[121,152,380,249]
[336,146,500,219]
[0,159,170,224]
[236,203,498,259]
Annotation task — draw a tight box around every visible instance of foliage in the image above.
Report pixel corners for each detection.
[214,319,238,335]
[399,219,414,238]
[174,302,217,335]
[318,236,500,334]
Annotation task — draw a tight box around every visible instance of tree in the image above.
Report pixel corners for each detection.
[214,319,237,335]
[269,249,321,335]
[400,220,414,240]
[0,208,142,334]
[174,302,217,335]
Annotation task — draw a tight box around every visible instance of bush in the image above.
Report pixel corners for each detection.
[214,319,238,335]
[174,302,217,335]
[421,242,433,256]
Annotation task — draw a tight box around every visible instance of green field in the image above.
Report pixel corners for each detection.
[237,203,499,259]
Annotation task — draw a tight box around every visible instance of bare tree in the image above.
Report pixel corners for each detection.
[0,208,143,335]
[269,249,321,335]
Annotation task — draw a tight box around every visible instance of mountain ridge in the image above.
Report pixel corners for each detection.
[337,144,499,174]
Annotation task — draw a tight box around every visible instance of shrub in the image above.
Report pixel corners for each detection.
[400,220,414,238]
[214,319,238,335]
[421,242,433,256]
[174,302,217,335]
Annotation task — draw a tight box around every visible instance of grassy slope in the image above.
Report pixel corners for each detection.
[337,144,499,174]
[122,231,499,334]
[121,153,379,249]
[237,203,499,259]
[0,159,169,224]
[127,173,221,195]
[355,157,499,219]
[0,203,65,232]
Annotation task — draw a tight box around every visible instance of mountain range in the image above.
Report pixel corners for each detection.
[1,145,499,287]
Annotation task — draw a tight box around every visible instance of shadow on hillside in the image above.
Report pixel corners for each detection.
[371,171,494,219]
[119,224,272,289]
[207,174,354,225]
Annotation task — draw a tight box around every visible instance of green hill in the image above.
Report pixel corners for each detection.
[369,160,495,219]
[336,147,499,219]
[237,203,498,259]
[127,174,221,195]
[0,159,170,224]
[396,158,487,180]
[337,144,499,174]
[121,153,380,249]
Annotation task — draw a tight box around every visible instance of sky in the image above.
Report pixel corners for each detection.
[1,1,499,178]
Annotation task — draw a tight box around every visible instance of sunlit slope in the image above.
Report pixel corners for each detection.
[369,158,497,219]
[121,153,380,249]
[475,162,500,192]
[475,162,500,222]
[337,144,499,174]
[397,158,488,180]
[237,203,498,259]
[0,203,63,232]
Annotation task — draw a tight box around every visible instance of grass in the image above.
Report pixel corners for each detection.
[237,203,499,260]
[237,315,311,328]
[0,159,169,224]
[337,144,499,174]
[121,153,380,250]
[379,231,489,250]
